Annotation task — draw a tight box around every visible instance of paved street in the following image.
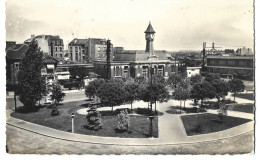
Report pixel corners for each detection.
[6,125,253,154]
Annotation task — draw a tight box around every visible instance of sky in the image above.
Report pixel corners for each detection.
[5,0,254,51]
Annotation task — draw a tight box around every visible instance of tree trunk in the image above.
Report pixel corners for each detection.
[112,106,113,112]
[201,99,203,108]
[155,101,157,112]
[234,92,236,102]
[180,100,182,107]
[148,102,149,109]
[184,100,186,108]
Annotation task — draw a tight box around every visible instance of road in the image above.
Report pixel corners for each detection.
[6,125,253,154]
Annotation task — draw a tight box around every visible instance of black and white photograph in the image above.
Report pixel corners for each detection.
[2,0,257,156]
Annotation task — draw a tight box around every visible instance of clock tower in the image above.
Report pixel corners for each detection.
[145,22,156,56]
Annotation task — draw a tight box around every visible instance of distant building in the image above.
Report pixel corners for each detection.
[24,35,64,59]
[186,67,201,78]
[236,47,253,56]
[207,55,254,80]
[68,38,113,62]
[68,38,88,62]
[6,42,58,85]
[86,38,113,62]
[94,22,180,79]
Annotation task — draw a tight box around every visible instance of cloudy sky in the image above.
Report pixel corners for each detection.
[5,0,254,51]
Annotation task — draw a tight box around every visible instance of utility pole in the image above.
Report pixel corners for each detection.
[14,71,17,112]
[150,64,154,111]
[106,40,111,80]
[202,42,206,71]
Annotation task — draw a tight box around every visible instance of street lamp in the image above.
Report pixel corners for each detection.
[71,112,75,133]
[149,115,155,137]
[149,63,154,110]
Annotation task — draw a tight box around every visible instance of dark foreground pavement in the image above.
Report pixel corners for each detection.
[6,125,253,155]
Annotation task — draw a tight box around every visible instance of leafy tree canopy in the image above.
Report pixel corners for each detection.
[191,81,216,101]
[97,79,126,110]
[211,79,230,101]
[69,66,90,80]
[50,83,66,105]
[85,78,105,100]
[17,39,47,109]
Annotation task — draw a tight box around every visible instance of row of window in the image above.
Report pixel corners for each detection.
[114,66,164,78]
[54,47,63,52]
[69,46,82,52]
[209,59,249,67]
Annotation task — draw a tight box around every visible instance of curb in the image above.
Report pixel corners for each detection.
[6,122,253,146]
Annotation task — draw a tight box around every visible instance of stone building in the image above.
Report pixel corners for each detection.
[68,38,113,62]
[94,22,180,79]
[6,42,58,85]
[24,35,64,59]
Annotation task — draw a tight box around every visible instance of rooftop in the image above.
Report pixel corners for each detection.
[144,22,156,33]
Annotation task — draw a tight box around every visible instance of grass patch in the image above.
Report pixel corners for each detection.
[227,103,254,114]
[10,100,158,138]
[181,113,251,136]
[234,93,254,101]
[166,106,206,114]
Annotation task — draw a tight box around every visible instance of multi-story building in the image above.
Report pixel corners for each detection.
[236,47,253,56]
[94,22,180,79]
[207,55,254,80]
[6,42,58,85]
[24,35,64,59]
[68,38,113,62]
[68,38,88,62]
[86,38,113,62]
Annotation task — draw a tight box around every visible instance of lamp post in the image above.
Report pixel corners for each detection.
[149,115,155,137]
[71,112,75,133]
[149,64,154,111]
[149,63,155,137]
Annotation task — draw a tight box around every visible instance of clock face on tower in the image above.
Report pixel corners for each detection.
[146,33,154,40]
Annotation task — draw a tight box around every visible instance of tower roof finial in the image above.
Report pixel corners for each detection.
[145,21,155,33]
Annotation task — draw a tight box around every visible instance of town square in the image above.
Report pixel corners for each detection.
[2,0,256,156]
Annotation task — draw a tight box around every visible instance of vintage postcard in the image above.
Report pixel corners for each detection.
[4,0,255,155]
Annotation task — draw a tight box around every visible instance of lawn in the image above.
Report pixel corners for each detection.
[227,103,254,114]
[181,113,251,136]
[10,100,158,138]
[234,93,254,101]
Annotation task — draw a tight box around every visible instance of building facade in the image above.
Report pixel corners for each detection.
[86,38,113,62]
[68,38,88,62]
[6,42,58,85]
[24,35,64,59]
[94,22,179,79]
[207,55,254,80]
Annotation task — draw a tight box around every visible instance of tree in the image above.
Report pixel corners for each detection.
[229,78,245,102]
[191,81,216,108]
[85,78,105,100]
[190,74,203,85]
[217,102,228,122]
[97,79,126,111]
[211,79,230,105]
[167,74,183,88]
[69,66,90,84]
[172,80,191,108]
[50,83,66,105]
[124,82,141,109]
[204,73,221,83]
[140,79,169,112]
[17,39,47,110]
